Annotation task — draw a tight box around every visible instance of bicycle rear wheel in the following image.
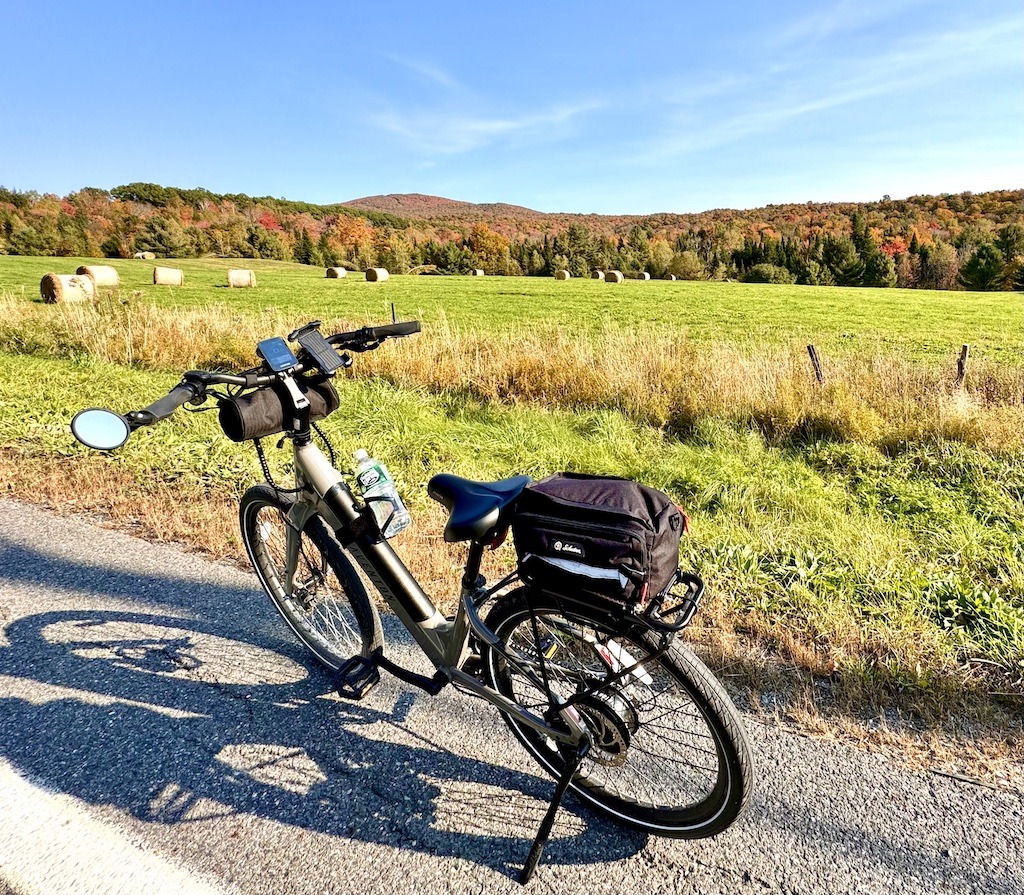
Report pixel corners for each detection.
[240,484,382,669]
[482,588,754,837]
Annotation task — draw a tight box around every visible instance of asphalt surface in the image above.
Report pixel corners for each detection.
[0,498,1021,895]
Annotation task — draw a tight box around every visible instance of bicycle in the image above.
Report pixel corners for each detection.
[71,318,754,883]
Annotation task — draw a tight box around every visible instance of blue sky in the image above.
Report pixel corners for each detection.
[2,0,1021,214]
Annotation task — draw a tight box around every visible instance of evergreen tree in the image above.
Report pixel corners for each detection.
[822,235,865,286]
[1009,260,1024,292]
[318,232,338,267]
[135,216,186,257]
[958,243,1005,291]
[864,250,897,288]
[247,226,287,260]
[293,228,313,264]
[996,223,1024,263]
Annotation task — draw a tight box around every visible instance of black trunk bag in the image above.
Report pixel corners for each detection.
[512,473,684,611]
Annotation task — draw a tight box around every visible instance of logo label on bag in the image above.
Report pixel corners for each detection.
[552,540,585,557]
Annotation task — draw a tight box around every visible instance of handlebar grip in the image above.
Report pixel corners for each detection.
[136,381,200,424]
[367,320,421,339]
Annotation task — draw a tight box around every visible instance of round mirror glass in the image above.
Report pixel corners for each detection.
[71,408,131,451]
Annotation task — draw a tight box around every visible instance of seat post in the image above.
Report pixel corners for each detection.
[461,540,486,593]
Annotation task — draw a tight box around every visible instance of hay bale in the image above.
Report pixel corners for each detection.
[592,270,605,280]
[325,267,348,278]
[40,273,96,303]
[228,269,256,288]
[76,264,119,287]
[639,272,651,280]
[605,270,624,283]
[667,274,677,281]
[153,266,184,286]
[133,251,156,260]
[365,268,389,282]
[554,269,571,280]
[470,269,485,276]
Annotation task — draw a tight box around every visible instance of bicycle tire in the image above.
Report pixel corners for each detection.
[482,588,754,838]
[240,484,383,670]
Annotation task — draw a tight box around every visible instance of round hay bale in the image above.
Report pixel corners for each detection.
[228,269,256,288]
[153,266,184,286]
[325,267,348,278]
[667,274,677,281]
[470,269,485,276]
[366,268,390,282]
[40,273,96,303]
[554,269,571,280]
[592,270,605,280]
[605,270,624,283]
[76,264,119,287]
[136,251,157,260]
[639,272,651,280]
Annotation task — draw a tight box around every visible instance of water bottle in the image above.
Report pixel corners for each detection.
[353,449,411,538]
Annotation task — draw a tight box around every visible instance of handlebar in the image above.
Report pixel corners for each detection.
[329,320,421,351]
[128,381,203,426]
[119,319,420,429]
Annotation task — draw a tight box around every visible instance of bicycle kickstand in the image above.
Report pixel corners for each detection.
[518,739,591,885]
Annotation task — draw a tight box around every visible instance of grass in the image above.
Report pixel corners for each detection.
[1,256,1022,778]
[1,254,1021,361]
[3,276,1023,455]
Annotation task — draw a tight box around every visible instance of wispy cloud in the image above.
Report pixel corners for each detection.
[636,15,1023,163]
[769,0,929,47]
[382,54,463,92]
[372,101,603,155]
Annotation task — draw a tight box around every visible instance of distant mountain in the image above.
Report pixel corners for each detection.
[343,193,543,220]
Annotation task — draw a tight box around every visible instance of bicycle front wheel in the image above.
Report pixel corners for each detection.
[240,484,382,670]
[482,589,754,838]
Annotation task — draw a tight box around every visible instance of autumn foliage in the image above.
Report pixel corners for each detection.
[0,184,1022,290]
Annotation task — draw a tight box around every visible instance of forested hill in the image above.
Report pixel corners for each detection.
[1,183,1022,290]
[343,193,540,221]
[344,189,1024,242]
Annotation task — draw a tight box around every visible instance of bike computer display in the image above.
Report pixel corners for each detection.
[257,337,299,372]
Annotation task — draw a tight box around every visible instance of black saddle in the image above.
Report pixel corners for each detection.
[427,473,531,542]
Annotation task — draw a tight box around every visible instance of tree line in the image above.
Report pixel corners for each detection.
[1,184,1022,290]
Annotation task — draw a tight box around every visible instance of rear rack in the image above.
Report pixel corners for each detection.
[638,570,704,634]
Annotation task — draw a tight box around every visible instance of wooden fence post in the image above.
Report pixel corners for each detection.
[807,344,824,384]
[955,344,970,387]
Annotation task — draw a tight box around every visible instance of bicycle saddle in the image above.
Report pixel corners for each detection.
[427,473,531,542]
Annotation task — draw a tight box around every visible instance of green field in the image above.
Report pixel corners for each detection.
[2,255,1021,361]
[1,255,1022,745]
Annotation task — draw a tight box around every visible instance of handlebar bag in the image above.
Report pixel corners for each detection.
[512,473,684,610]
[218,375,340,442]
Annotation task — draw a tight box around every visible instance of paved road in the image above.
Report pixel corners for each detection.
[0,499,1020,895]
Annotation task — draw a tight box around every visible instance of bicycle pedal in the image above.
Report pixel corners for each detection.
[334,654,381,700]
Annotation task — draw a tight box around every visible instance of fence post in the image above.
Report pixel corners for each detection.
[955,344,970,387]
[807,344,824,384]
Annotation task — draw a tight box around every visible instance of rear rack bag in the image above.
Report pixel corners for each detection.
[512,473,684,610]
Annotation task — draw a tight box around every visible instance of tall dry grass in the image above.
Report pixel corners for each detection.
[3,291,1022,450]
[362,319,1024,450]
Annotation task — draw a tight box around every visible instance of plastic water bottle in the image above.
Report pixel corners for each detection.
[353,449,412,538]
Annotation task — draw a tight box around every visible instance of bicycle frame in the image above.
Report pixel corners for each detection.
[282,436,584,746]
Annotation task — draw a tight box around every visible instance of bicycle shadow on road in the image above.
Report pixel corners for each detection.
[0,541,645,878]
